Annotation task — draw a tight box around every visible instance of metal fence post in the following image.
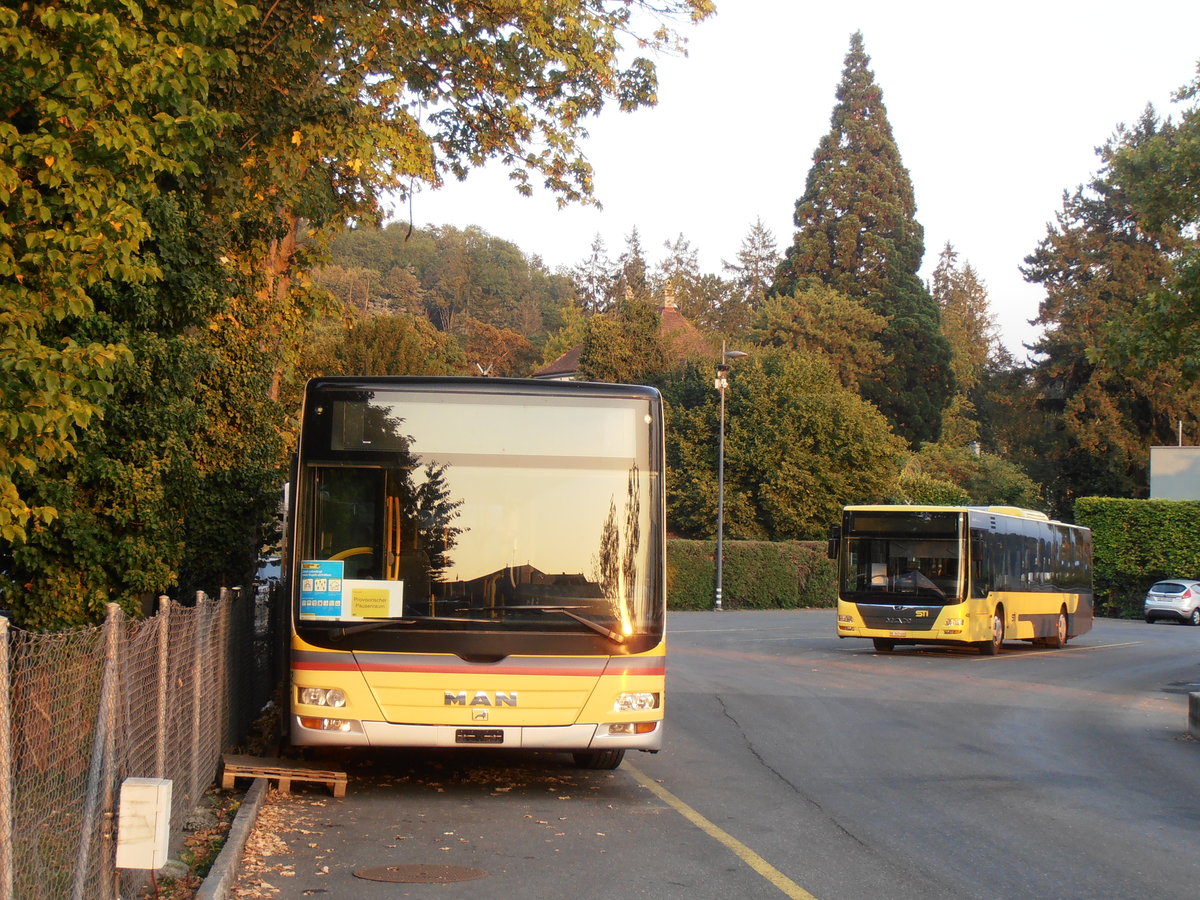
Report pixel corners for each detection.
[72,603,122,900]
[190,600,206,809]
[217,590,231,750]
[156,597,170,779]
[0,614,12,900]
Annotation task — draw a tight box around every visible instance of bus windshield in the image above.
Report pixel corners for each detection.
[295,385,662,641]
[840,510,962,604]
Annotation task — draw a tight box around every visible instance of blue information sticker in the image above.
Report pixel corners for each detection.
[299,560,345,618]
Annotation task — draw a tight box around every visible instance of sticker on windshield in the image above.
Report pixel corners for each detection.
[299,560,344,618]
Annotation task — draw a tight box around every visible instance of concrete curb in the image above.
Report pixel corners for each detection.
[195,777,268,900]
[1190,692,1200,741]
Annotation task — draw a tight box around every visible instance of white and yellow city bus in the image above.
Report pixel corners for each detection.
[831,505,1093,654]
[285,376,665,769]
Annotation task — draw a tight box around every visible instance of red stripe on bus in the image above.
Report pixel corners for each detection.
[359,664,605,677]
[293,661,361,671]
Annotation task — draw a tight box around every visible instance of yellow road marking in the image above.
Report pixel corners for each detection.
[626,762,818,900]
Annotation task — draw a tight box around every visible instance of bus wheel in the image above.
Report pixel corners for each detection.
[979,606,1004,655]
[572,749,625,770]
[872,638,896,652]
[1045,608,1069,649]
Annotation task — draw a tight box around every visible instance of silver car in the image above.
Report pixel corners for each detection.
[1144,580,1200,625]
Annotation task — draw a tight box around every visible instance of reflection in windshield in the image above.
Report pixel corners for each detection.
[596,465,641,636]
[413,461,464,581]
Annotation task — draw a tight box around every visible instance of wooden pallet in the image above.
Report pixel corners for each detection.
[221,754,348,798]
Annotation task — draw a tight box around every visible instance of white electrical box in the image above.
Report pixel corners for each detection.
[115,777,172,870]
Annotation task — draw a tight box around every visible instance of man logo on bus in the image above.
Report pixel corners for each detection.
[445,691,519,707]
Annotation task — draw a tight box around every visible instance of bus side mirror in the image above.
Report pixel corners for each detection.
[826,525,841,560]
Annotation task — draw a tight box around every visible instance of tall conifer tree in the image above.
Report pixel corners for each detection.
[724,218,779,311]
[774,32,953,446]
[930,243,1005,445]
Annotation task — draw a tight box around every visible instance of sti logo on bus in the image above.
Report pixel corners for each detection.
[445,691,518,707]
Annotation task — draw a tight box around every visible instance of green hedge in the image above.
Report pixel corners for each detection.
[666,539,837,610]
[1074,497,1200,617]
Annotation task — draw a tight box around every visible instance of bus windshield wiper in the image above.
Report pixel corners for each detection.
[504,605,626,645]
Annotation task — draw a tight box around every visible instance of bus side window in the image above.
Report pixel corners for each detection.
[1004,535,1019,592]
[970,529,990,598]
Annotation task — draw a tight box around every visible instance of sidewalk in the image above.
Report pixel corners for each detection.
[195,778,268,900]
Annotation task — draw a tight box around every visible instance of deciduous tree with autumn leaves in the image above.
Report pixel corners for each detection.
[0,0,714,626]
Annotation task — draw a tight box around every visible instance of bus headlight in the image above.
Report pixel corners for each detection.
[943,618,964,628]
[298,687,347,708]
[614,692,660,712]
[837,614,853,623]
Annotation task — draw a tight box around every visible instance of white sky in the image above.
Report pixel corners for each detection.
[391,1,1200,358]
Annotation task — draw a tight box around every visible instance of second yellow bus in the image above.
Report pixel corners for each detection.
[831,505,1093,654]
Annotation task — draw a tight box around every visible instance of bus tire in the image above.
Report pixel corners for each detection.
[872,638,896,652]
[979,606,1004,655]
[1045,608,1069,648]
[572,749,625,770]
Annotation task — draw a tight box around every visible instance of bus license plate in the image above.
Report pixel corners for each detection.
[889,631,906,637]
[456,729,504,744]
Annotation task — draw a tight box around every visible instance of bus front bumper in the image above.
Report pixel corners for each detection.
[291,717,664,751]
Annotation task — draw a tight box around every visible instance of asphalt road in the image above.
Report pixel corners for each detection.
[231,611,1200,899]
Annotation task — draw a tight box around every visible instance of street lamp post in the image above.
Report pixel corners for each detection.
[714,342,747,611]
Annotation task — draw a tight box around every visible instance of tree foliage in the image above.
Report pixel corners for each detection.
[751,281,888,391]
[0,0,244,544]
[929,243,1006,446]
[719,218,779,336]
[2,0,712,625]
[889,469,969,506]
[577,295,669,384]
[898,444,1041,508]
[930,243,1002,396]
[324,224,576,338]
[656,351,905,541]
[297,313,467,381]
[1107,72,1200,376]
[1020,109,1200,506]
[772,32,953,447]
[724,219,778,311]
[462,316,536,377]
[573,234,616,315]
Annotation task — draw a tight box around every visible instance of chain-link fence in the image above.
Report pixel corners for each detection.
[0,589,277,900]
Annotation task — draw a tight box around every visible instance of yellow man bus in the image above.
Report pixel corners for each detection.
[285,377,665,768]
[831,505,1093,654]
